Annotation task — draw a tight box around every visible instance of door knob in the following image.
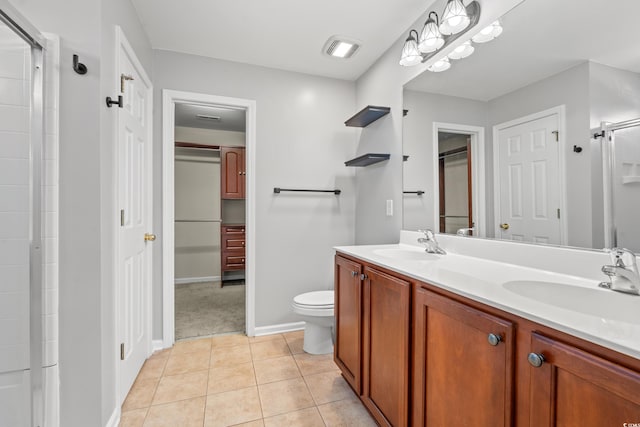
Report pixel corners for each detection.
[500,223,510,230]
[144,233,156,242]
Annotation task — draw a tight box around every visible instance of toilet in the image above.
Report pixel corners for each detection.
[291,290,335,355]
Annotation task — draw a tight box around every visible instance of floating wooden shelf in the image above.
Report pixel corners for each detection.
[345,105,391,127]
[345,153,390,167]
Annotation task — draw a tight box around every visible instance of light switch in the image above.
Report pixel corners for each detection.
[386,199,393,216]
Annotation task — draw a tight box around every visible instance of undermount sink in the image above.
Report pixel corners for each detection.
[503,280,640,323]
[373,247,440,261]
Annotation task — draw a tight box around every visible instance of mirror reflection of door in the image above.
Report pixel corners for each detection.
[438,132,473,234]
[496,113,561,245]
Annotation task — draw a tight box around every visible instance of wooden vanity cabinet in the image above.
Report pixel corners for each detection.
[361,266,411,427]
[412,286,515,427]
[221,146,245,199]
[334,255,363,394]
[334,252,640,427]
[527,332,640,426]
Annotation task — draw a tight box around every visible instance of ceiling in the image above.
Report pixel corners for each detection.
[175,104,246,132]
[405,0,640,100]
[131,0,428,81]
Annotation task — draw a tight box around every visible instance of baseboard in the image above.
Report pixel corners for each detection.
[253,321,305,336]
[174,275,221,285]
[104,406,120,427]
[152,339,165,353]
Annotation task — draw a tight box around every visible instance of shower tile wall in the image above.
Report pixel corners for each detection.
[0,27,33,426]
[0,27,31,375]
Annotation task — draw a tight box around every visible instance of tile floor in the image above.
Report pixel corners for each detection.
[119,331,377,427]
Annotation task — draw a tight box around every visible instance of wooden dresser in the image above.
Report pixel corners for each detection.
[221,224,245,282]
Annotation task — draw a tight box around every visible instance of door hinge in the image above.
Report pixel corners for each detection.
[557,208,561,219]
[552,130,559,142]
[120,209,125,226]
[120,343,125,360]
[120,74,134,93]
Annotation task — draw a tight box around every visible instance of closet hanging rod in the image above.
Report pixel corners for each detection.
[274,187,341,195]
[175,219,223,223]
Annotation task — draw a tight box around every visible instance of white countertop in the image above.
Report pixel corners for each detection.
[335,231,640,360]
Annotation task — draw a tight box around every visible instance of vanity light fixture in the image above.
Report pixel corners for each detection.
[447,40,474,59]
[418,12,444,53]
[399,1,481,68]
[427,57,451,72]
[472,21,503,43]
[439,0,470,35]
[399,30,423,67]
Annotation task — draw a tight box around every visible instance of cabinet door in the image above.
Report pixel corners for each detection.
[413,287,515,427]
[221,147,245,199]
[529,332,640,426]
[334,255,363,394]
[362,266,411,427]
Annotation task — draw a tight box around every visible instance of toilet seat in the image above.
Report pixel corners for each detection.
[292,291,334,317]
[293,291,334,307]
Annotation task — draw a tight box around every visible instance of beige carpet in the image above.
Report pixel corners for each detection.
[175,281,245,340]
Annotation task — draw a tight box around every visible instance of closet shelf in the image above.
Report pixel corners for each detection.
[344,105,391,127]
[345,153,390,167]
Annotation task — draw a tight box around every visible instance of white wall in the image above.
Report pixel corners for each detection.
[174,148,222,281]
[152,50,357,333]
[402,90,487,231]
[11,0,153,425]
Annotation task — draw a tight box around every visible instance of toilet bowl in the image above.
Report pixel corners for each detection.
[291,290,334,355]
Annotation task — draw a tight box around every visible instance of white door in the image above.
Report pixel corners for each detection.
[496,114,561,244]
[116,28,153,403]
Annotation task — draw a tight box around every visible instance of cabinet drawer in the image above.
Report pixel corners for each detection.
[222,237,245,251]
[222,225,245,235]
[222,253,245,270]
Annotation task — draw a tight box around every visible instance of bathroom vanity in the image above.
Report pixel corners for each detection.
[334,231,640,426]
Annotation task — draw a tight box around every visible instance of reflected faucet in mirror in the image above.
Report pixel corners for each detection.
[418,229,447,254]
[599,248,640,296]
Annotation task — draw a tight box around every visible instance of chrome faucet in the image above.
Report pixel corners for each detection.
[599,248,640,295]
[417,229,446,255]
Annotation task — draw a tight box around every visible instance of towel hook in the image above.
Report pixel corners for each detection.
[73,54,87,75]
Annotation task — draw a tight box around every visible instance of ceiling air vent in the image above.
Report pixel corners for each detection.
[323,36,361,59]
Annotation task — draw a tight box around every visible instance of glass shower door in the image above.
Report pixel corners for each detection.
[612,125,640,252]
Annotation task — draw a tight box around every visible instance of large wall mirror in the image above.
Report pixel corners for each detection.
[402,0,640,252]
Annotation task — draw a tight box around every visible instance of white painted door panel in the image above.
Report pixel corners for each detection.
[117,37,152,402]
[497,114,561,244]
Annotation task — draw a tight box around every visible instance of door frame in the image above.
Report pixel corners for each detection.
[492,105,568,244]
[113,26,154,404]
[432,122,486,237]
[162,90,257,347]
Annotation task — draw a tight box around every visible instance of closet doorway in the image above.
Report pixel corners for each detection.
[173,103,247,340]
